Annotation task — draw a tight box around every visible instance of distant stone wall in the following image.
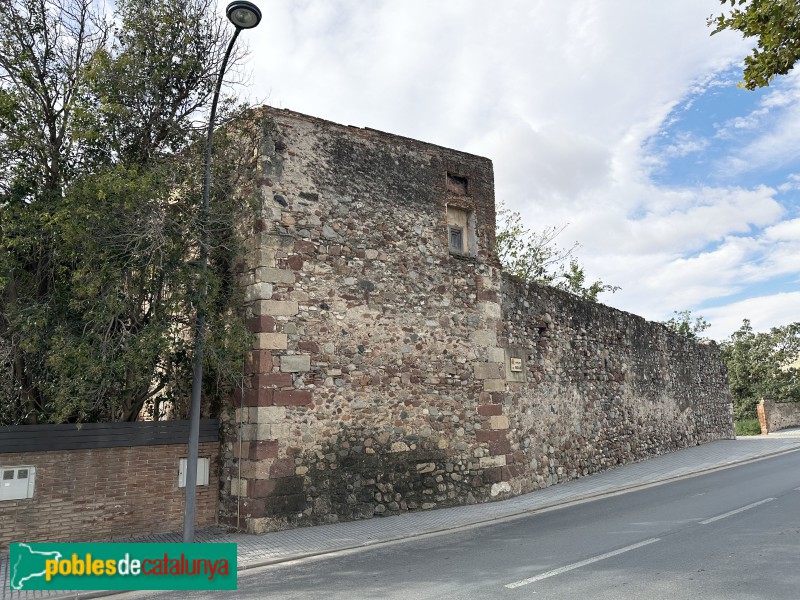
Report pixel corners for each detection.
[498,276,733,495]
[218,107,734,533]
[758,399,800,434]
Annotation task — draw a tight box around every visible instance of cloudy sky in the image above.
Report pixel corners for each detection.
[232,0,799,340]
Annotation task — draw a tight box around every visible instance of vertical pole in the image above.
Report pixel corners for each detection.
[183,27,242,544]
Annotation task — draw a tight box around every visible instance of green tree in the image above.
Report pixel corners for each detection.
[720,319,800,420]
[496,204,619,302]
[663,310,711,340]
[0,0,252,424]
[709,0,800,89]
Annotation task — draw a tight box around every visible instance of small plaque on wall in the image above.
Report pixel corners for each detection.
[505,348,527,382]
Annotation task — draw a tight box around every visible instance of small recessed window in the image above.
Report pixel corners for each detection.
[446,173,468,196]
[17,469,28,479]
[449,226,464,254]
[446,205,476,257]
[2,470,13,480]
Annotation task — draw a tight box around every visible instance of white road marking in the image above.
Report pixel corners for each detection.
[700,498,775,525]
[504,538,661,589]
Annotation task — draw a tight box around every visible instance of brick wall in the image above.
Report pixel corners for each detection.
[0,440,218,549]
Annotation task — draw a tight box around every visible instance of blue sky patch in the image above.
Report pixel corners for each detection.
[645,68,792,189]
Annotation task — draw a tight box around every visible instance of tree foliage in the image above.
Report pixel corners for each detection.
[0,0,252,424]
[720,320,800,420]
[663,310,712,340]
[495,204,619,302]
[710,0,800,89]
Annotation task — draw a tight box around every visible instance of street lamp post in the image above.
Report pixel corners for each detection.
[183,0,262,544]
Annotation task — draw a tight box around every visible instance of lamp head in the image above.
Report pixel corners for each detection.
[226,1,261,29]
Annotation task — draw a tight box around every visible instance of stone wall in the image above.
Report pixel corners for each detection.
[218,107,734,532]
[757,399,800,434]
[497,276,733,495]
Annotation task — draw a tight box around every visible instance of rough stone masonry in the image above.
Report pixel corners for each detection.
[218,107,734,533]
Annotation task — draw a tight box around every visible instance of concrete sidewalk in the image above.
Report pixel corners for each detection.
[3,433,800,599]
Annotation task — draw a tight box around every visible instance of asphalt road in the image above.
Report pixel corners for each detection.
[118,449,800,600]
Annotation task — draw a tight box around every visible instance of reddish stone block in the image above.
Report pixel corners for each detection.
[250,374,272,389]
[298,340,319,353]
[249,479,277,498]
[489,438,511,456]
[256,389,275,406]
[294,240,315,255]
[270,458,296,478]
[259,373,293,387]
[287,255,304,270]
[477,404,502,417]
[475,429,504,443]
[247,315,276,333]
[254,219,267,233]
[241,388,273,407]
[249,440,279,460]
[477,290,498,302]
[274,390,313,406]
[328,245,341,256]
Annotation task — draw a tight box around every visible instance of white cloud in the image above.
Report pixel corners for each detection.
[659,131,711,158]
[764,217,800,241]
[704,293,800,340]
[234,0,798,338]
[713,71,800,175]
[778,173,800,192]
[723,109,768,132]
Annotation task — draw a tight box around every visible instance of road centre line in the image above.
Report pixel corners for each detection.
[504,538,661,589]
[700,498,775,525]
